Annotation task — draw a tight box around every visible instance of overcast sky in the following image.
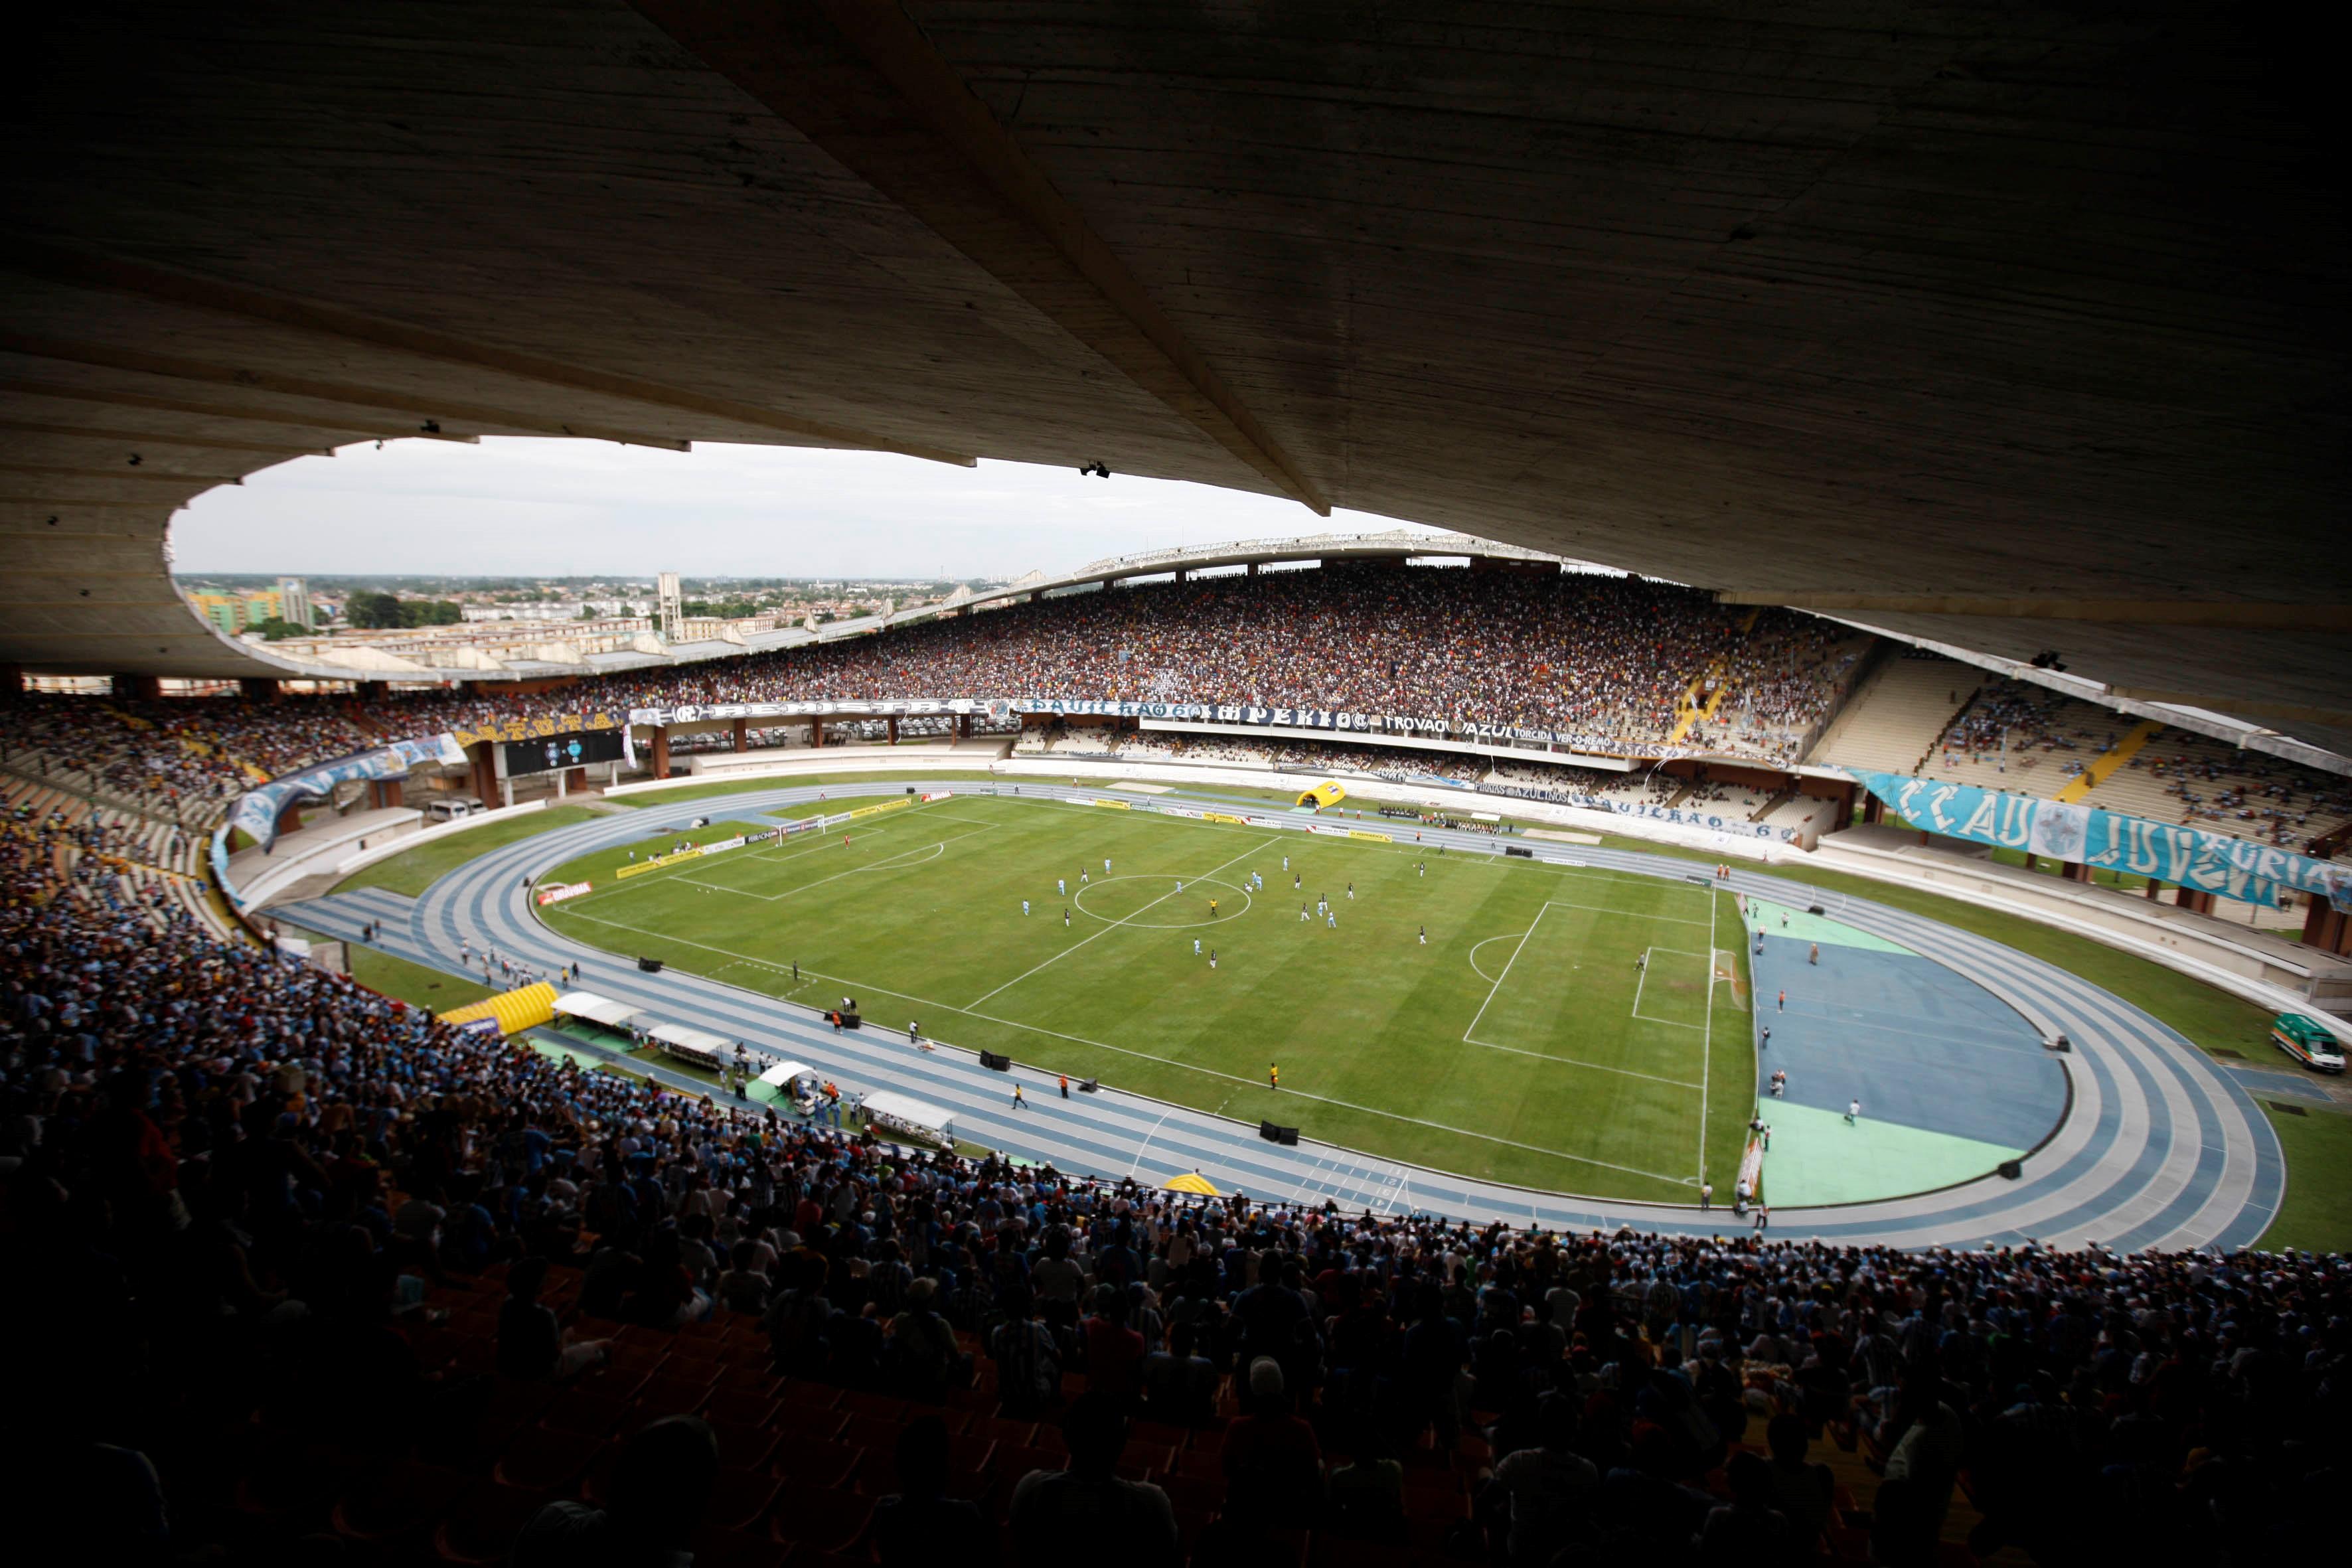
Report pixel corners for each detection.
[173,437,1444,580]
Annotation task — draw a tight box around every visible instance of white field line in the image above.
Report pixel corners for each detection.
[676,823,1000,903]
[1701,886,1718,1184]
[548,904,1697,1186]
[963,835,1277,1008]
[1631,946,1708,1032]
[1457,1033,1703,1088]
[1462,903,1548,1042]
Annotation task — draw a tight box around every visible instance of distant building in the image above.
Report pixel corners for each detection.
[276,576,313,630]
[187,588,283,635]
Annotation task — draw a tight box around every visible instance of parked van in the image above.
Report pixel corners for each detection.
[425,795,485,824]
[2270,1013,2345,1073]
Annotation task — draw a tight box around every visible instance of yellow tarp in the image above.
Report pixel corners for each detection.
[437,981,557,1035]
[1296,780,1346,809]
[1164,1171,1221,1196]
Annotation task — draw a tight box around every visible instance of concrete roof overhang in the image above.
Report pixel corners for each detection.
[1,3,2341,749]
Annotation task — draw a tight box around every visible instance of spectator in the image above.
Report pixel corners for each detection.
[1008,1393,1178,1568]
[514,1415,718,1568]
[871,1413,994,1567]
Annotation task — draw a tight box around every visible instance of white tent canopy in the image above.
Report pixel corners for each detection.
[553,991,640,1030]
[645,1022,737,1067]
[757,1060,818,1092]
[860,1090,955,1141]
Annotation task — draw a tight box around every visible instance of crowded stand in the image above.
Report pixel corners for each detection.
[1932,683,2352,852]
[6,564,2346,872]
[5,801,2343,1566]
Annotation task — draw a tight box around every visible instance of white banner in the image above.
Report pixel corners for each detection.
[535,881,593,907]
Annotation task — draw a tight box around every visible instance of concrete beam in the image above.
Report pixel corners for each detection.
[633,0,1329,514]
[2,239,977,468]
[0,333,694,451]
[0,378,481,441]
[1717,592,2352,632]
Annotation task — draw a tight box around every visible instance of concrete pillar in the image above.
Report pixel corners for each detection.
[2144,878,2164,900]
[554,767,566,799]
[732,718,748,753]
[566,767,588,795]
[2177,888,2217,915]
[468,741,499,806]
[811,718,824,749]
[358,680,389,704]
[116,674,161,702]
[1247,562,1260,576]
[1175,568,1188,583]
[959,714,973,738]
[275,797,304,835]
[1861,793,1885,826]
[500,775,514,809]
[239,677,280,702]
[651,726,672,779]
[368,778,404,811]
[888,715,900,744]
[2021,853,2035,874]
[2061,861,2092,884]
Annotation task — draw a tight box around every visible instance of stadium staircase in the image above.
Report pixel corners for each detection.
[217,1241,2039,1568]
[1806,653,1981,777]
[2053,719,2163,805]
[3,759,248,943]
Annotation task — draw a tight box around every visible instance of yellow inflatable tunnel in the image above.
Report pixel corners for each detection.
[1296,779,1347,810]
[435,981,558,1036]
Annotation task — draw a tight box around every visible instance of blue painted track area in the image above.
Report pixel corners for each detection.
[1745,901,2068,1202]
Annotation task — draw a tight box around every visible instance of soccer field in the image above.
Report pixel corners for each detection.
[537,793,1757,1203]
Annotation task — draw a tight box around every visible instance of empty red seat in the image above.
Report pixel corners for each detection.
[771,1435,861,1490]
[769,1485,874,1557]
[431,1482,552,1565]
[704,1470,783,1534]
[492,1425,605,1492]
[706,1389,782,1428]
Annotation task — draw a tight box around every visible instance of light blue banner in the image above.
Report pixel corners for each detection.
[229,733,465,853]
[1849,769,2352,909]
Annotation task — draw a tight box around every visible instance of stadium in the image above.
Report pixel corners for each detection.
[2,7,2344,1567]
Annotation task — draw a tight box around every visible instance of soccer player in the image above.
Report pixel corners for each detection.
[1269,1063,1279,1090]
[1194,938,1202,955]
[1210,898,1218,918]
[1326,910,1336,928]
[1058,877,1066,896]
[1209,950,1217,969]
[1081,870,1089,884]
[1300,905,1308,921]
[1294,873,1301,890]
[1346,882,1354,900]
[1063,908,1071,927]
[1417,862,1424,877]
[1419,925,1426,945]
[1282,854,1290,872]
[1104,858,1112,874]
[1023,900,1031,915]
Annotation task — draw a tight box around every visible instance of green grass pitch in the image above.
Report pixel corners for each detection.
[536,793,1757,1203]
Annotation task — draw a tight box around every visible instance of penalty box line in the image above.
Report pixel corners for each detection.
[677,822,1002,903]
[551,902,1697,1188]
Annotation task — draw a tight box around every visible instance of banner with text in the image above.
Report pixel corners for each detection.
[1849,769,2352,909]
[230,732,468,854]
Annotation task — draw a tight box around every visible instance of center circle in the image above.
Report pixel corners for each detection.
[1073,874,1253,928]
